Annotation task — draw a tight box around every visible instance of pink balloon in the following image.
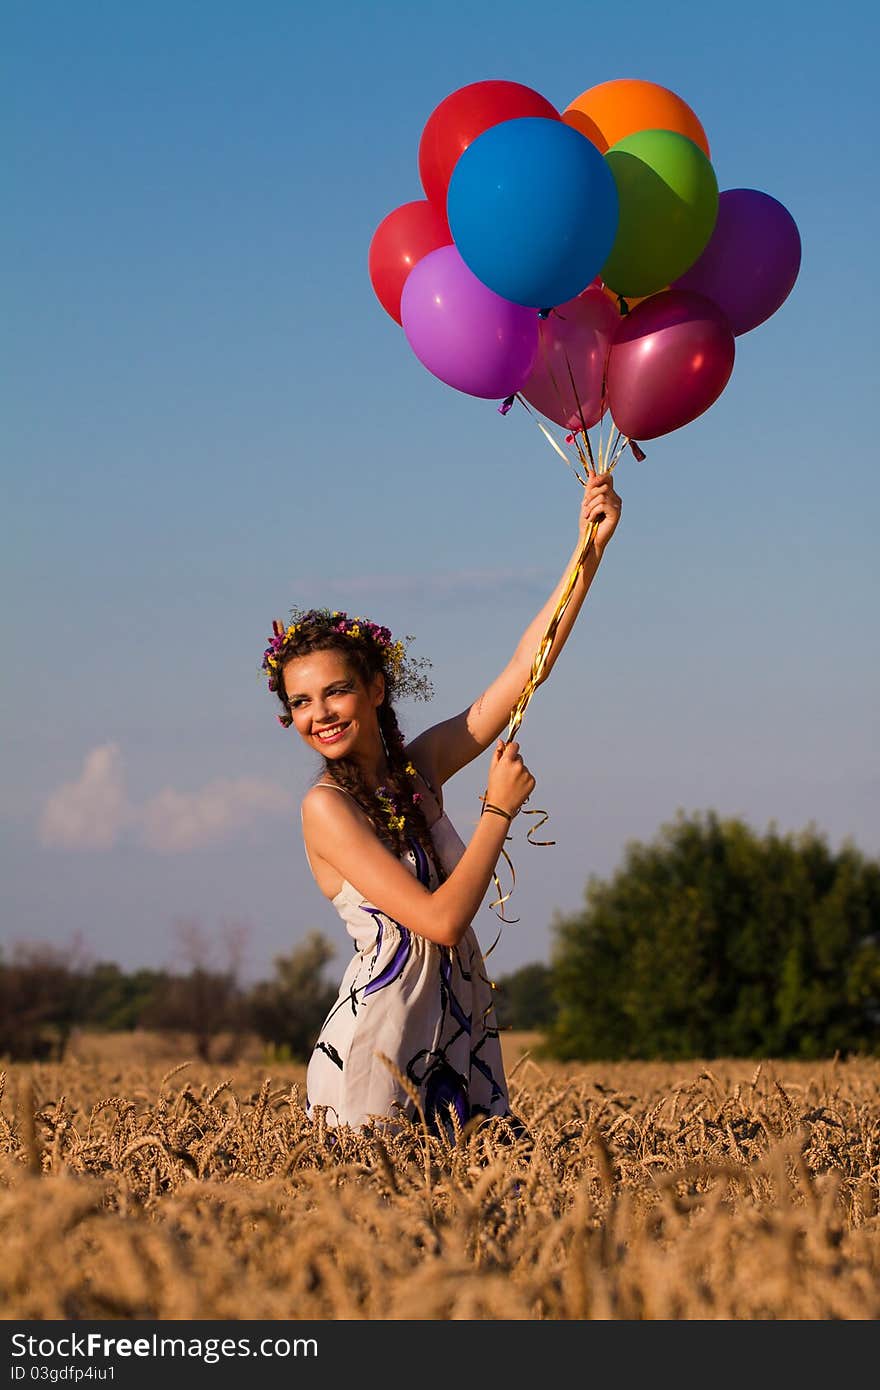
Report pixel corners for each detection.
[519,283,620,431]
[400,245,538,399]
[606,289,735,440]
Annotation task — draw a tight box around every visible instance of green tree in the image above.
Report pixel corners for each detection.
[78,962,169,1031]
[547,811,880,1061]
[0,945,80,1060]
[247,931,337,1060]
[492,961,555,1030]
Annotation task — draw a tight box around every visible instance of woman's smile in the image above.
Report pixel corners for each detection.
[313,720,351,746]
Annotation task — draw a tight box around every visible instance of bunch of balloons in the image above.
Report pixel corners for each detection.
[368,77,801,443]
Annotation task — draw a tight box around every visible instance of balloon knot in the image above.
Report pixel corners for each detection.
[498,395,515,416]
[629,440,646,461]
[538,307,553,319]
[617,295,630,316]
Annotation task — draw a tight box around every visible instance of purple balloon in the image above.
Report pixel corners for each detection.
[673,188,801,336]
[400,245,538,399]
[606,289,735,441]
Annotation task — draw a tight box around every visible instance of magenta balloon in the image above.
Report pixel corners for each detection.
[673,188,801,336]
[400,245,538,399]
[520,283,619,431]
[606,289,735,440]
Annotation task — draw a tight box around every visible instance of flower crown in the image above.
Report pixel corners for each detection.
[262,607,433,726]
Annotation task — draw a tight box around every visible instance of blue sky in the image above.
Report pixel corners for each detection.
[3,0,878,986]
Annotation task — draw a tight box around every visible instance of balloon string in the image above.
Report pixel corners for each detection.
[504,519,596,746]
[562,348,596,472]
[527,328,597,476]
[484,513,597,937]
[503,410,622,744]
[537,321,579,449]
[503,440,618,747]
[515,394,587,484]
[484,411,621,945]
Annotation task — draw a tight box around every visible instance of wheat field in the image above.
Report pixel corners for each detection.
[2,1031,879,1320]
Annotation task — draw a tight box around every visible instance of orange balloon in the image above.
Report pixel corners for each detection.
[563,78,710,158]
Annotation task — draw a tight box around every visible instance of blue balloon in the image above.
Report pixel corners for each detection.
[447,116,619,309]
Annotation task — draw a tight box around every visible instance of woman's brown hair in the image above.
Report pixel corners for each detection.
[271,617,444,882]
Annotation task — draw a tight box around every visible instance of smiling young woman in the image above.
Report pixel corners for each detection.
[261,467,621,1137]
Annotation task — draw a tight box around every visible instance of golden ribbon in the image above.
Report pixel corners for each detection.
[504,395,633,745]
[480,383,644,978]
[504,514,599,745]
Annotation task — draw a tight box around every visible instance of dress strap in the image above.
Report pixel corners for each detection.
[312,781,359,800]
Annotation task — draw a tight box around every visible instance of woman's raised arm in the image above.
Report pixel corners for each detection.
[407,468,622,788]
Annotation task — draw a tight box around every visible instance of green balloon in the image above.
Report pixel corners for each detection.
[601,129,719,297]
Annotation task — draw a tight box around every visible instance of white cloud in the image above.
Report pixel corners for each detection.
[40,747,295,853]
[138,778,295,852]
[39,743,130,849]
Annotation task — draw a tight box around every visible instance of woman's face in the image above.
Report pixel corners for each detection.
[280,648,384,761]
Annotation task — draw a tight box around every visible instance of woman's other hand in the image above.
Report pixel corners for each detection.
[579,468,622,558]
[485,740,536,819]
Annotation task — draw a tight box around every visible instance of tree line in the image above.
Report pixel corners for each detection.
[0,931,338,1064]
[3,812,878,1062]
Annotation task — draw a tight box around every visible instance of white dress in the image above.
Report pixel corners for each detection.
[304,787,517,1135]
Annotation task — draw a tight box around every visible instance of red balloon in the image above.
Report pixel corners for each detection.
[418,80,560,213]
[520,283,619,432]
[606,290,735,440]
[368,199,453,325]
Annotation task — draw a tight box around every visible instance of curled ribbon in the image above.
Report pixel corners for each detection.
[488,842,519,924]
[522,805,555,847]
